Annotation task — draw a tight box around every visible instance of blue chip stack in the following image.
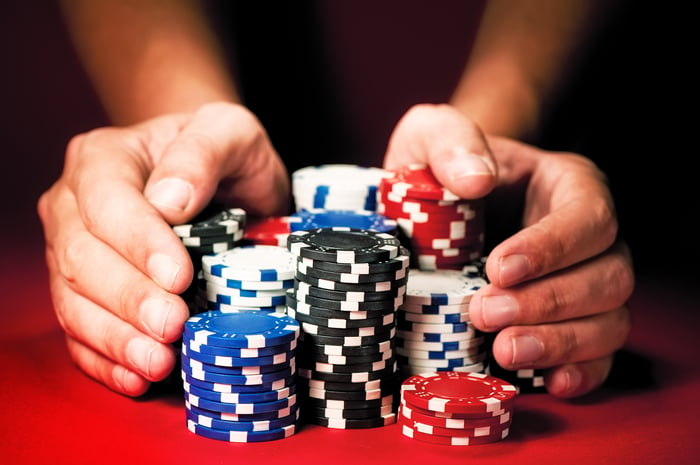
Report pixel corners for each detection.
[291,164,391,212]
[181,311,302,442]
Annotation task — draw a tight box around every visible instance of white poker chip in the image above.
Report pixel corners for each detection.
[404,270,487,305]
[202,245,296,282]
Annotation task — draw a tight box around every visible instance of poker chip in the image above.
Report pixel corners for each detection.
[400,402,512,429]
[297,260,408,283]
[187,419,298,443]
[186,400,299,422]
[185,392,298,415]
[182,353,295,375]
[306,404,394,420]
[202,245,296,282]
[400,422,509,446]
[397,413,511,438]
[401,372,517,414]
[243,215,301,247]
[291,164,390,212]
[306,412,396,429]
[185,405,300,432]
[404,269,487,305]
[182,363,296,385]
[288,228,401,264]
[184,380,297,404]
[294,280,406,304]
[298,249,410,275]
[183,373,296,394]
[184,311,300,349]
[300,339,393,357]
[185,338,298,358]
[290,209,398,234]
[379,164,460,201]
[183,343,295,367]
[174,207,246,238]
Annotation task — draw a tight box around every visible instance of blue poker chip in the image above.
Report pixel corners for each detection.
[183,372,296,394]
[186,392,298,415]
[181,363,296,385]
[183,311,300,349]
[185,338,297,358]
[202,245,296,282]
[181,353,295,375]
[182,343,295,367]
[185,404,300,432]
[184,380,297,404]
[186,399,299,422]
[187,419,298,442]
[290,209,397,234]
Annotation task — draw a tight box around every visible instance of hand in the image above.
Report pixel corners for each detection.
[38,102,289,396]
[384,104,633,398]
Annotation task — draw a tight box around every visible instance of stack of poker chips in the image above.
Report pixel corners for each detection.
[172,207,247,312]
[377,164,485,270]
[399,371,517,446]
[285,227,409,429]
[180,311,301,442]
[196,245,297,313]
[291,164,391,212]
[243,216,302,247]
[396,265,489,377]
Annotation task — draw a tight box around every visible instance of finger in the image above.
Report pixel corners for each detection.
[41,182,190,342]
[50,269,177,383]
[484,148,619,287]
[64,129,193,294]
[469,241,634,332]
[490,305,631,371]
[384,104,497,199]
[65,335,151,397]
[544,356,614,398]
[143,102,290,221]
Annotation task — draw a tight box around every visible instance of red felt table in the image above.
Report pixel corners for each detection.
[2,241,698,465]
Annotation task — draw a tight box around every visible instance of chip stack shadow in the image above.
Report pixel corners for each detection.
[286,227,410,429]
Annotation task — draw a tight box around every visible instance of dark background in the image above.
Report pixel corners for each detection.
[2,1,697,280]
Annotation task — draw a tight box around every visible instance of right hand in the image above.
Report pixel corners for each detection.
[38,102,290,396]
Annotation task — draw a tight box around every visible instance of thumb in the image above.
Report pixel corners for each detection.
[143,102,290,225]
[384,104,497,199]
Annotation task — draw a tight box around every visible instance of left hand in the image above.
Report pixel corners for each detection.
[384,104,634,398]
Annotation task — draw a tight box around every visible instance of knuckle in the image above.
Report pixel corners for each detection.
[59,231,92,283]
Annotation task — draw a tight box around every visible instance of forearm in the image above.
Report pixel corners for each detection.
[59,0,239,125]
[450,0,613,140]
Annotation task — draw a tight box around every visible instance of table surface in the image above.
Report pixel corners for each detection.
[2,243,698,465]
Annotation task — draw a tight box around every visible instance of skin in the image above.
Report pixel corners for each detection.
[39,0,632,397]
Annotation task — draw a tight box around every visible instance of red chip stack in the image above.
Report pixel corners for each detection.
[377,164,485,270]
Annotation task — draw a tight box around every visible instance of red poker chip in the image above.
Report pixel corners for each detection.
[400,422,510,445]
[379,190,484,214]
[399,402,512,429]
[401,371,518,415]
[244,216,300,246]
[397,218,470,240]
[380,164,461,201]
[397,412,512,438]
[408,233,484,250]
[399,400,509,420]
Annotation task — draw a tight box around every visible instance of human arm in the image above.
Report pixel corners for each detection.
[450,0,614,141]
[40,1,288,396]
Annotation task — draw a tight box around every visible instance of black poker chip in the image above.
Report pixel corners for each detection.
[173,207,247,238]
[298,320,396,338]
[299,329,396,347]
[298,357,396,375]
[286,292,396,319]
[298,362,397,383]
[304,404,395,420]
[301,394,395,411]
[297,260,409,283]
[297,248,410,275]
[287,228,402,264]
[288,307,394,330]
[295,270,408,293]
[297,339,394,357]
[303,413,396,429]
[293,282,405,305]
[305,384,397,401]
[297,375,399,393]
[297,350,392,366]
[293,289,402,312]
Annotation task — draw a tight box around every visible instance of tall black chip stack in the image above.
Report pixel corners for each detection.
[285,227,410,429]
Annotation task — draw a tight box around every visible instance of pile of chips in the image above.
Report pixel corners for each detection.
[286,227,409,429]
[396,265,490,378]
[172,207,247,311]
[399,371,517,445]
[377,164,485,270]
[292,164,390,212]
[180,311,301,442]
[197,245,296,313]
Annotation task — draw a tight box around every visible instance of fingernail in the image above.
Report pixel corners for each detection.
[139,298,173,340]
[126,337,158,377]
[481,295,518,329]
[511,335,544,365]
[147,253,180,291]
[448,147,495,180]
[146,177,193,212]
[499,254,530,286]
[564,366,582,394]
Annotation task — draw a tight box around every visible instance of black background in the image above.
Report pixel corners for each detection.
[1,1,697,280]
